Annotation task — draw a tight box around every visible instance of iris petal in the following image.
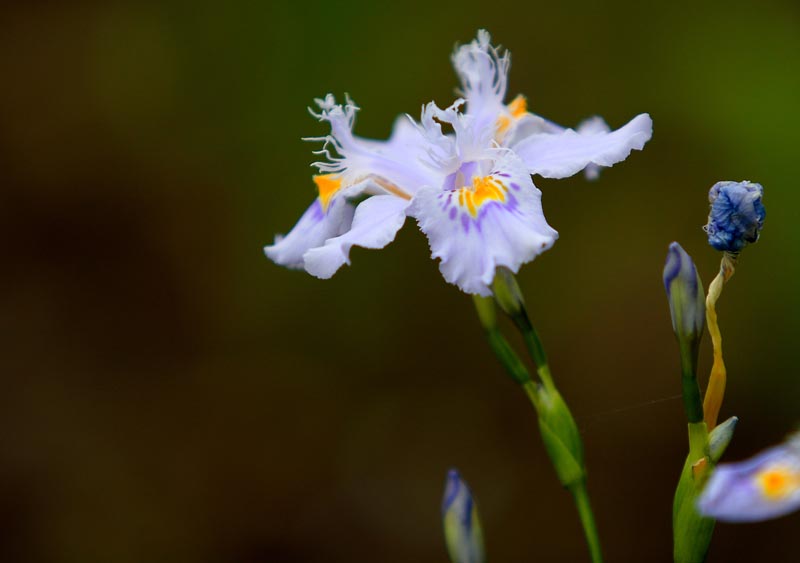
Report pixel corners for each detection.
[511,113,652,179]
[410,152,558,296]
[698,441,800,522]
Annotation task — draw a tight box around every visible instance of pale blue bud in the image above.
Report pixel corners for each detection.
[442,469,485,563]
[709,416,738,462]
[663,242,705,356]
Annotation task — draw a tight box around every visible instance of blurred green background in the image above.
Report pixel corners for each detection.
[1,1,799,561]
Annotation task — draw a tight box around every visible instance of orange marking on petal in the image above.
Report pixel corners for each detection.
[496,115,512,135]
[495,96,528,138]
[313,174,343,212]
[508,95,528,118]
[757,466,800,500]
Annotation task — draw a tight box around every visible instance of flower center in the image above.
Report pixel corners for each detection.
[456,175,509,217]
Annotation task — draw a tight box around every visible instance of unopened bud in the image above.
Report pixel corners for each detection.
[663,242,705,366]
[709,416,738,462]
[705,181,765,253]
[442,469,485,563]
[535,384,586,488]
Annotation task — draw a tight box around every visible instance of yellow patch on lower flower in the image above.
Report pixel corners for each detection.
[757,466,800,500]
[314,174,343,212]
[458,176,508,217]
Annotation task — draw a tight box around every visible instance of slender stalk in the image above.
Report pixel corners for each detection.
[476,274,604,563]
[671,259,716,563]
[525,378,603,563]
[570,481,604,563]
[515,311,556,391]
[522,379,543,411]
[680,341,704,425]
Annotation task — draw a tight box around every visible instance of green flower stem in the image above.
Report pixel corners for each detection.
[474,286,604,563]
[673,421,714,563]
[490,268,553,387]
[473,296,532,385]
[680,342,704,425]
[523,379,603,563]
[521,379,543,412]
[673,314,715,562]
[515,311,556,391]
[673,452,715,563]
[687,421,710,466]
[570,481,604,563]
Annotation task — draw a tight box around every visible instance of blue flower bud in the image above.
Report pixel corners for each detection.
[663,242,705,353]
[442,469,485,563]
[704,181,765,252]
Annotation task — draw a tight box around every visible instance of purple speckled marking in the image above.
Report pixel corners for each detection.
[496,172,510,178]
[461,214,470,233]
[469,192,522,228]
[441,193,452,211]
[510,182,521,191]
[449,207,457,220]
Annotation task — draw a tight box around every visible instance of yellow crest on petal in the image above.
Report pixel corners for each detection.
[456,176,508,217]
[313,174,343,212]
[508,94,527,118]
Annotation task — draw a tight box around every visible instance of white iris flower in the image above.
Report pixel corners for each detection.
[265,30,652,295]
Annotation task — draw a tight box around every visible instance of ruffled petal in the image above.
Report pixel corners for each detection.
[308,95,439,195]
[511,113,652,178]
[413,98,493,173]
[452,30,509,138]
[409,152,558,296]
[264,191,355,269]
[576,116,612,180]
[265,175,377,269]
[303,194,411,279]
[503,112,563,146]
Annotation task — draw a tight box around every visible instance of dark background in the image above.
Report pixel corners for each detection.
[2,1,799,561]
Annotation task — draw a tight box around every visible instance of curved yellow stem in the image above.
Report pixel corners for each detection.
[703,254,737,429]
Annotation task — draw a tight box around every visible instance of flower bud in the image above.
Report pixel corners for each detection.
[442,469,485,563]
[708,416,738,462]
[535,384,586,488]
[663,242,706,367]
[704,181,765,252]
[491,267,525,319]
